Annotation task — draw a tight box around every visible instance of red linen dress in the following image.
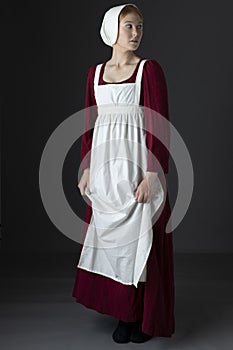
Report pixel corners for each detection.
[72,58,175,337]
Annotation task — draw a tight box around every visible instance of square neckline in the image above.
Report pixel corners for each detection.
[99,58,143,85]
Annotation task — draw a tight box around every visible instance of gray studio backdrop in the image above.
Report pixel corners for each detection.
[2,0,233,253]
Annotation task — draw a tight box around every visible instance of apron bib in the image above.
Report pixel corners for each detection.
[77,59,164,288]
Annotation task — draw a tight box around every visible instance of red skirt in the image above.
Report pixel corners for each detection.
[72,193,175,337]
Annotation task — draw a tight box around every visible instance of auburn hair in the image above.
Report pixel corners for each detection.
[119,4,143,22]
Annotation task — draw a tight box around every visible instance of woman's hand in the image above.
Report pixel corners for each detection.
[135,172,160,203]
[77,168,90,195]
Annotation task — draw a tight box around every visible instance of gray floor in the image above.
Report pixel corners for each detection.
[0,251,233,349]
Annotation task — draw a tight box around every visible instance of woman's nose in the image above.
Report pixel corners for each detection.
[132,28,138,37]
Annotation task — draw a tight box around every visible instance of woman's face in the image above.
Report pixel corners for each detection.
[115,12,143,51]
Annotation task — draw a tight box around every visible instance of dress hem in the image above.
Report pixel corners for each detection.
[72,293,174,337]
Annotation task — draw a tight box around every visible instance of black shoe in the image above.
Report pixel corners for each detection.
[112,320,135,343]
[130,321,153,343]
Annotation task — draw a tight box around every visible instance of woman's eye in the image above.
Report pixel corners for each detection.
[126,24,143,29]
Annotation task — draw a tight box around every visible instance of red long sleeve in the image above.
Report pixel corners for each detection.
[141,59,170,174]
[80,66,97,171]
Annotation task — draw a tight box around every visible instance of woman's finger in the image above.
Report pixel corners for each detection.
[137,190,143,203]
[77,180,85,195]
[134,187,139,200]
[86,184,90,195]
[79,186,84,196]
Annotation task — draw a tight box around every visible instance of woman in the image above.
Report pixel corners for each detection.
[72,3,175,344]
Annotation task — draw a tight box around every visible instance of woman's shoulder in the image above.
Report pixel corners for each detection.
[144,58,166,74]
[85,62,105,80]
[86,65,96,77]
[87,61,105,72]
[142,58,168,84]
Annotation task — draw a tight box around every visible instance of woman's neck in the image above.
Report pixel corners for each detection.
[107,48,140,67]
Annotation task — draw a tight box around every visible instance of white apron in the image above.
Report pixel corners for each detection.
[77,59,164,288]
